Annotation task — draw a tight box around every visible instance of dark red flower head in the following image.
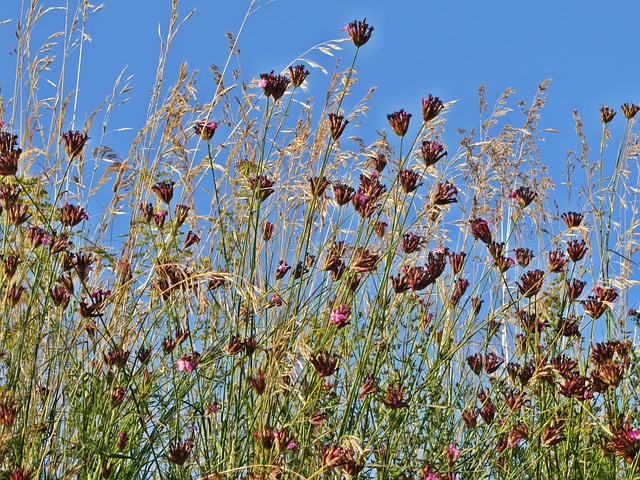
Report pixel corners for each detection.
[422,95,444,123]
[194,120,217,141]
[60,130,89,160]
[288,64,310,87]
[343,18,374,47]
[387,109,412,137]
[258,71,290,101]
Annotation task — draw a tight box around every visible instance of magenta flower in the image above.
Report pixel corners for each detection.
[329,304,352,328]
[177,352,200,373]
[194,120,218,140]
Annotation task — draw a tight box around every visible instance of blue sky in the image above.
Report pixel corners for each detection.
[3,0,639,181]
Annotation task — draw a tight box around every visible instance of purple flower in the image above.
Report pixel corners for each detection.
[329,304,352,328]
[177,352,200,373]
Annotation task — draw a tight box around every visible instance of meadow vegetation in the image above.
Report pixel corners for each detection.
[1,1,640,479]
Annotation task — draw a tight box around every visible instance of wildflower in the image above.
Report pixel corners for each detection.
[309,176,330,197]
[580,296,607,319]
[370,154,387,173]
[0,394,16,427]
[401,232,423,254]
[591,340,630,367]
[167,437,193,466]
[60,130,89,159]
[540,422,565,448]
[600,105,616,124]
[556,315,581,337]
[49,232,71,254]
[471,296,483,317]
[227,335,244,355]
[0,131,18,154]
[50,286,71,309]
[466,353,483,375]
[514,247,533,267]
[422,95,444,123]
[450,277,470,306]
[462,408,477,428]
[359,374,380,398]
[7,203,30,226]
[469,218,492,244]
[487,241,505,261]
[565,239,587,262]
[0,184,20,210]
[310,410,327,426]
[507,423,529,448]
[445,444,461,468]
[374,221,388,238]
[329,304,351,328]
[248,370,267,395]
[495,256,515,273]
[593,285,619,303]
[399,169,422,193]
[153,211,167,229]
[431,181,458,205]
[104,347,130,370]
[381,382,409,409]
[558,372,591,399]
[387,109,412,137]
[322,445,348,470]
[258,71,290,100]
[117,431,128,450]
[332,182,354,206]
[7,467,32,480]
[621,103,640,120]
[517,269,545,298]
[174,204,189,227]
[262,221,274,241]
[342,448,365,477]
[249,175,275,203]
[547,250,567,272]
[391,271,411,293]
[561,211,583,228]
[351,247,379,273]
[324,241,348,271]
[479,398,496,425]
[358,172,386,200]
[27,226,50,249]
[162,336,176,354]
[604,424,640,463]
[509,186,537,208]
[266,292,284,308]
[327,113,349,141]
[288,64,310,87]
[6,283,24,307]
[343,18,374,47]
[177,352,200,373]
[0,148,20,176]
[194,120,218,141]
[275,261,291,280]
[420,140,447,168]
[137,346,152,365]
[152,180,175,205]
[448,251,466,275]
[183,230,200,249]
[110,387,126,408]
[139,203,154,223]
[484,351,504,374]
[309,350,338,377]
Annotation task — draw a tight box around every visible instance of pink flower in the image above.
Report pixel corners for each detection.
[628,429,640,440]
[329,304,352,328]
[177,352,200,373]
[268,293,283,307]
